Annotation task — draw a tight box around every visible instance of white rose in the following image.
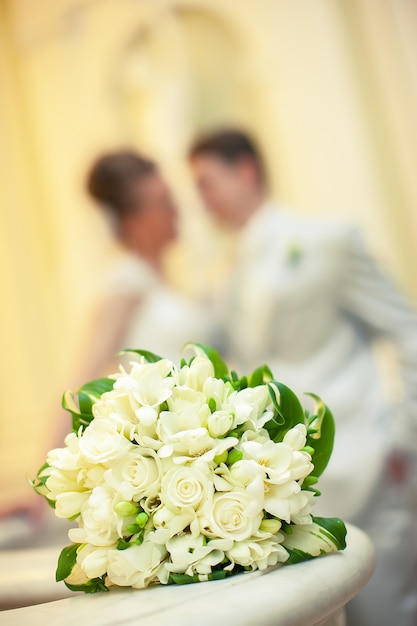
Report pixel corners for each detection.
[104,447,161,501]
[77,544,111,579]
[69,486,122,546]
[107,542,167,589]
[79,418,133,465]
[207,410,233,438]
[201,489,263,542]
[161,465,212,512]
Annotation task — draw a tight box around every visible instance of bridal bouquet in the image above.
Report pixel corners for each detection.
[32,344,346,593]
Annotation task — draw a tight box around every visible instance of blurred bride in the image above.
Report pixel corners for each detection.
[84,149,212,377]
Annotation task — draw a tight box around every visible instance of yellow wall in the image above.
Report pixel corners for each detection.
[1,0,416,511]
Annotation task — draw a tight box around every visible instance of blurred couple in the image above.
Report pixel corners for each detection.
[87,129,417,626]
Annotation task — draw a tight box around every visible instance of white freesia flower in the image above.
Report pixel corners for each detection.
[64,562,90,586]
[158,389,236,461]
[162,431,237,464]
[93,390,136,427]
[290,490,315,525]
[226,535,288,571]
[45,468,83,498]
[283,423,307,450]
[46,432,82,471]
[79,418,133,465]
[177,356,215,391]
[165,534,231,576]
[227,459,266,488]
[82,465,106,490]
[77,544,112,579]
[151,506,196,545]
[107,542,167,589]
[160,464,212,512]
[162,387,208,429]
[114,359,175,418]
[55,490,90,519]
[202,377,235,411]
[207,410,234,438]
[264,481,312,523]
[104,447,161,501]
[201,488,263,541]
[231,386,271,428]
[93,388,161,449]
[241,434,313,485]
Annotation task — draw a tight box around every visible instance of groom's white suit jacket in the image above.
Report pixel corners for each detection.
[222,202,417,519]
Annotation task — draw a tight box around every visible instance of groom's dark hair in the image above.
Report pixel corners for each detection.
[188,129,265,183]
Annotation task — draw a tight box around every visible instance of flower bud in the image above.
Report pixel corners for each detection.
[226,449,243,465]
[135,512,149,528]
[214,450,228,465]
[114,501,138,517]
[125,524,140,534]
[260,518,282,534]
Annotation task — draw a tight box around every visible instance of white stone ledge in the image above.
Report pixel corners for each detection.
[0,524,374,625]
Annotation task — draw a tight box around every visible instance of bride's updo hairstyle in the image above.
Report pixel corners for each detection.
[87,150,156,216]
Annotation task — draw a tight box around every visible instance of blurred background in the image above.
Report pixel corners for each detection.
[1,0,417,515]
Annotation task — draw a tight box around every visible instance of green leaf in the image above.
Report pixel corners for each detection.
[168,572,200,585]
[305,394,335,477]
[281,518,346,562]
[226,449,243,465]
[186,343,229,379]
[62,378,115,433]
[78,391,94,415]
[312,516,347,551]
[119,348,163,363]
[168,570,232,585]
[264,382,305,442]
[65,576,109,594]
[285,547,314,564]
[56,544,80,582]
[248,364,274,387]
[62,391,93,431]
[78,377,115,399]
[208,570,228,581]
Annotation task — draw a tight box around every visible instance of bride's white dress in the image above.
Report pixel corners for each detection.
[105,252,211,363]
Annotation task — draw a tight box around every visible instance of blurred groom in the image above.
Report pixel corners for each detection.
[188,128,417,626]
